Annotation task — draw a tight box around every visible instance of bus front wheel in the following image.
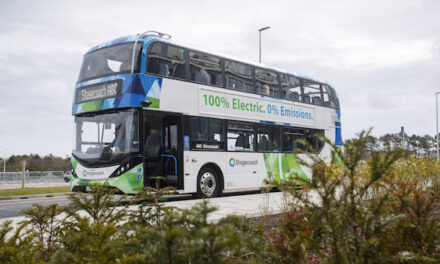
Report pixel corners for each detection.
[196,166,221,198]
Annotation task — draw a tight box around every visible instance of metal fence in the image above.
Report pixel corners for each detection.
[0,171,65,184]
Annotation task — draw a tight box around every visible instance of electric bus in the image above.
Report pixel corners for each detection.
[70,31,342,197]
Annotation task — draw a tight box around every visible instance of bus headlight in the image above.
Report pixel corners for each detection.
[110,162,136,178]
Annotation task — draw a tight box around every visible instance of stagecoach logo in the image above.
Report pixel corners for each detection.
[82,170,104,177]
[229,158,258,167]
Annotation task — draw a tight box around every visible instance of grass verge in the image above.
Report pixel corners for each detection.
[0,186,70,197]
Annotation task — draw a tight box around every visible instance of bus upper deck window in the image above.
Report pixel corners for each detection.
[255,69,279,97]
[322,85,339,108]
[225,60,253,93]
[190,51,221,86]
[147,42,186,79]
[303,80,322,106]
[281,74,302,102]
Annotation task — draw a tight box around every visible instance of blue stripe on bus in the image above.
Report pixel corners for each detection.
[260,95,282,101]
[335,120,343,146]
[335,127,343,146]
[260,120,276,124]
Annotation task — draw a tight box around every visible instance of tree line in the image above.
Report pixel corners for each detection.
[345,130,436,157]
[0,154,71,172]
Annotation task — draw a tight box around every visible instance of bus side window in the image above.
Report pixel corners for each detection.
[147,42,166,76]
[227,122,255,152]
[167,45,185,79]
[303,80,322,105]
[257,125,280,152]
[322,84,339,108]
[147,42,186,80]
[304,129,324,153]
[186,116,224,150]
[189,51,221,86]
[225,60,253,93]
[281,74,302,102]
[255,69,279,97]
[282,128,305,152]
[228,131,254,151]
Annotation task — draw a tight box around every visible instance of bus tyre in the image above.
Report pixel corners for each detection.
[196,167,221,198]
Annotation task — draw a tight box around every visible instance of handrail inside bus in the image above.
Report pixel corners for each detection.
[131,30,172,75]
[161,154,177,176]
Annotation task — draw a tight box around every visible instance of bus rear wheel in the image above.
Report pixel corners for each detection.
[196,167,221,198]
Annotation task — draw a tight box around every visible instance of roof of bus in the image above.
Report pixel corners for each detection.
[86,33,334,88]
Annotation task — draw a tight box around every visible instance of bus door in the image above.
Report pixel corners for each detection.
[162,115,183,189]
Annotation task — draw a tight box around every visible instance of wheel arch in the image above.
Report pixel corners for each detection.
[199,162,224,192]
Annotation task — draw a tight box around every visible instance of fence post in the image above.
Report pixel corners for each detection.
[22,160,26,189]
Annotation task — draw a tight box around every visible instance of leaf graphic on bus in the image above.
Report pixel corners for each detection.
[281,154,307,182]
[263,153,280,182]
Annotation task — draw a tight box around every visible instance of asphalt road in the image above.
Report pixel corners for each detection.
[0,196,71,219]
[0,189,264,219]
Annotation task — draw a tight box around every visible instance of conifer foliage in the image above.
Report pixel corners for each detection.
[1,182,266,263]
[267,129,440,263]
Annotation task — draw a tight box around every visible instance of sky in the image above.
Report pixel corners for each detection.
[0,0,439,157]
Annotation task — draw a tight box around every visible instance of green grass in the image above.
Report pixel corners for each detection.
[0,186,70,197]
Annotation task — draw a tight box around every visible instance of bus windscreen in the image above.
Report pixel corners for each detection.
[77,42,142,82]
[73,109,139,164]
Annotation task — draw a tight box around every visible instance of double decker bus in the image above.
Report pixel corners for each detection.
[70,31,342,197]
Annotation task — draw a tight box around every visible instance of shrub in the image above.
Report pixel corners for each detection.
[267,130,440,264]
[1,180,266,263]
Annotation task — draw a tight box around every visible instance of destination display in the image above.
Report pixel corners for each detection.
[75,80,122,104]
[199,88,316,126]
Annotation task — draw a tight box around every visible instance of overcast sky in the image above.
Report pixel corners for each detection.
[0,0,439,157]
